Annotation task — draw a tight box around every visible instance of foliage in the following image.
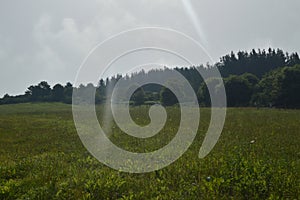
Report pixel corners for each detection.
[197,77,223,106]
[130,87,145,106]
[218,48,300,78]
[224,75,253,107]
[255,64,300,108]
[160,87,178,106]
[52,84,65,102]
[1,48,300,108]
[0,103,299,199]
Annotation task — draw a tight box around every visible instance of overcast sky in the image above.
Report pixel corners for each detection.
[1,0,300,97]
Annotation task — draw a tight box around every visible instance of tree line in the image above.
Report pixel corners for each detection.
[1,48,300,108]
[0,82,73,104]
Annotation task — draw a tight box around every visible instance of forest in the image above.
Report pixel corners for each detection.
[1,48,300,108]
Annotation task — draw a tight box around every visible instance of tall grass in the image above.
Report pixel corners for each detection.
[0,103,299,199]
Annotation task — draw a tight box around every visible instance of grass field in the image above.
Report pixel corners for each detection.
[0,103,299,199]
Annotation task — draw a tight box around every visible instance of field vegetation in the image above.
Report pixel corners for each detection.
[0,103,299,199]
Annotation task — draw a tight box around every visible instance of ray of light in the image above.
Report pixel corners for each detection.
[181,0,214,62]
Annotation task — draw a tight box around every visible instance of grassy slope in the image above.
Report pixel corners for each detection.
[0,103,299,199]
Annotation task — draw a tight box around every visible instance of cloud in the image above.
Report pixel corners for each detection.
[33,15,93,70]
[0,34,10,61]
[1,0,300,96]
[29,7,141,85]
[0,41,5,61]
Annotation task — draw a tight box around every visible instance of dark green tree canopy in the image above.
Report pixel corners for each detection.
[160,87,178,106]
[131,87,145,106]
[224,75,253,107]
[1,48,300,108]
[52,84,64,102]
[255,65,300,108]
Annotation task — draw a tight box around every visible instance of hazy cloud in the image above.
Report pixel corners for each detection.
[0,0,300,96]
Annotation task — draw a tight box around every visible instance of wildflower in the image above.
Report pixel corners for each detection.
[206,176,212,182]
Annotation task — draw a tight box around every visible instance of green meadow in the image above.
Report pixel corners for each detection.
[0,103,299,199]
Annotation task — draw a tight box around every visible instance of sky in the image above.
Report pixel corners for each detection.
[1,0,300,97]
